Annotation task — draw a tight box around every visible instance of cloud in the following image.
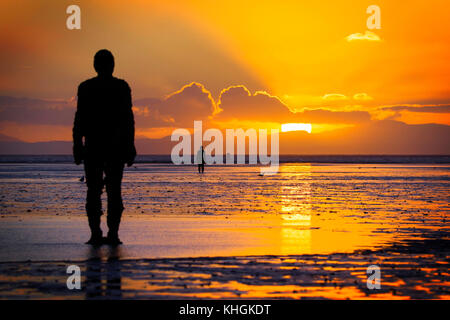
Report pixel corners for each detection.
[371,103,450,126]
[322,93,348,101]
[353,93,373,101]
[133,82,216,127]
[346,31,381,42]
[134,84,370,127]
[0,96,75,125]
[215,85,293,121]
[295,109,371,124]
[380,104,450,113]
[132,106,176,127]
[0,121,71,142]
[215,85,370,124]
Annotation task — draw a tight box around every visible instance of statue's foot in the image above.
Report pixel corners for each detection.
[85,234,103,245]
[104,235,123,246]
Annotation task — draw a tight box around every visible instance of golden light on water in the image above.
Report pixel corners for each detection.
[281,123,312,133]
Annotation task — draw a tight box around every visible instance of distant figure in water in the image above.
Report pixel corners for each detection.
[197,146,205,173]
[73,49,136,246]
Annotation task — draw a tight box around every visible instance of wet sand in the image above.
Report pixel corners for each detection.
[0,228,448,299]
[0,163,448,299]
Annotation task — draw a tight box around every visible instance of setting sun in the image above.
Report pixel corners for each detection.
[281,123,312,134]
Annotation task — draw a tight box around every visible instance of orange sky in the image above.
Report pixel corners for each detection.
[0,0,449,148]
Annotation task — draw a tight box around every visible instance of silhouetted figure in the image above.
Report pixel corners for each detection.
[73,49,136,246]
[197,146,205,173]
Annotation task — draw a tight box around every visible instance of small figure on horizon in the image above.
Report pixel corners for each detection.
[197,146,205,174]
[73,49,136,246]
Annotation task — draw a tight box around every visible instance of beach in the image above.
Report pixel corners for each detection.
[0,159,449,299]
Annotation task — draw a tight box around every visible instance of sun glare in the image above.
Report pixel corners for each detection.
[281,123,312,133]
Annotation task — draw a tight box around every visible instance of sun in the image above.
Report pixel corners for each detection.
[281,123,312,134]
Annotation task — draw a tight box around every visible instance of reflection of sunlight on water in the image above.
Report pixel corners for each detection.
[280,228,311,255]
[276,164,418,254]
[281,213,311,225]
[280,165,312,254]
